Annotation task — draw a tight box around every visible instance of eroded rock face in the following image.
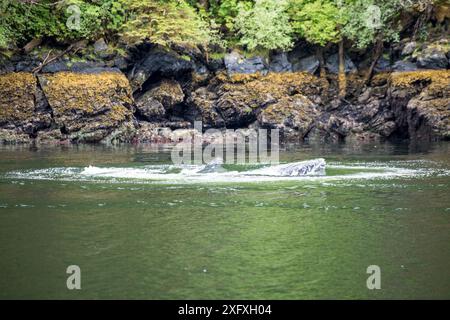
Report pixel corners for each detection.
[326,54,357,74]
[187,72,326,130]
[0,72,52,141]
[0,73,37,128]
[224,51,267,75]
[390,70,450,141]
[293,55,320,74]
[146,80,184,110]
[0,66,448,145]
[39,72,136,143]
[136,80,185,121]
[129,47,193,92]
[258,95,318,141]
[187,87,224,128]
[269,53,292,73]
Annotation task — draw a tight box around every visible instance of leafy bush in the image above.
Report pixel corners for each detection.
[342,0,401,49]
[289,0,344,46]
[234,0,293,51]
[121,0,223,48]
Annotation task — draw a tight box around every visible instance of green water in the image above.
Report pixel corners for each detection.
[0,142,449,299]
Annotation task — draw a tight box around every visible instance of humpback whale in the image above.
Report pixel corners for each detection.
[197,158,326,176]
[247,159,326,176]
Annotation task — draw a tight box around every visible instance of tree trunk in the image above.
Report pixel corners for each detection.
[364,35,384,85]
[412,3,433,41]
[22,38,42,54]
[317,47,326,78]
[338,38,346,99]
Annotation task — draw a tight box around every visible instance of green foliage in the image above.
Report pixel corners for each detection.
[234,0,293,51]
[289,0,345,46]
[209,0,253,30]
[342,0,401,49]
[121,0,223,47]
[61,0,126,40]
[0,0,441,54]
[0,0,126,48]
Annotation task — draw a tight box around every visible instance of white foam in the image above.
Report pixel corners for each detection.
[3,159,448,184]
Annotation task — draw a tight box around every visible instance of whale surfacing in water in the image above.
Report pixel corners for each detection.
[249,158,326,177]
[197,158,226,173]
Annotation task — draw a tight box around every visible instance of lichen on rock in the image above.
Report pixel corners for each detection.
[0,73,36,126]
[39,72,136,143]
[390,70,450,141]
[258,95,319,141]
[189,72,326,129]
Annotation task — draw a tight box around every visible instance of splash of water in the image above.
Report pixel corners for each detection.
[3,158,448,184]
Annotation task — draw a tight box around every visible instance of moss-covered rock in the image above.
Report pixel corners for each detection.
[136,80,185,121]
[0,73,37,126]
[390,70,450,141]
[0,72,52,138]
[258,95,318,141]
[188,72,326,128]
[39,72,136,143]
[0,129,32,144]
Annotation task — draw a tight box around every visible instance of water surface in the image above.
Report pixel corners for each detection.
[0,142,449,299]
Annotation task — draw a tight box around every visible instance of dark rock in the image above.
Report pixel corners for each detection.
[392,60,418,72]
[113,57,129,70]
[41,61,69,73]
[269,52,292,73]
[75,67,121,74]
[326,54,357,74]
[129,47,194,91]
[293,55,320,74]
[401,41,417,56]
[0,55,14,75]
[207,58,225,72]
[374,57,391,73]
[146,80,184,110]
[93,38,108,53]
[416,51,448,69]
[69,61,107,72]
[258,95,318,141]
[390,70,450,141]
[15,60,39,72]
[224,51,267,75]
[186,87,225,128]
[136,96,166,121]
[136,80,185,120]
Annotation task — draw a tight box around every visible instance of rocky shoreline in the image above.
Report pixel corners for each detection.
[0,41,449,145]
